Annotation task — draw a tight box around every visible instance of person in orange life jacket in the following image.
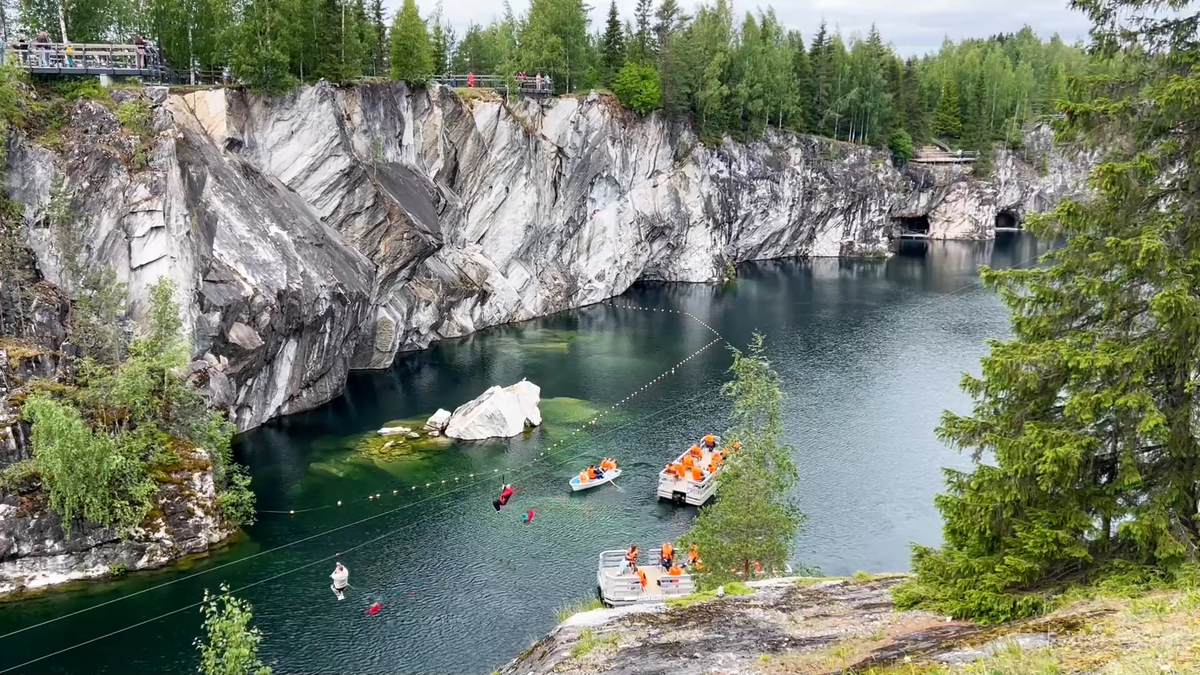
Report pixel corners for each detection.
[688,444,703,459]
[691,467,703,481]
[703,434,716,448]
[686,542,699,566]
[681,453,695,471]
[493,484,514,511]
[578,469,589,483]
[660,542,674,569]
[625,544,639,566]
[636,567,647,590]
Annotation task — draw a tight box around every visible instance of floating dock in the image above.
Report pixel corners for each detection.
[656,437,723,506]
[596,549,696,606]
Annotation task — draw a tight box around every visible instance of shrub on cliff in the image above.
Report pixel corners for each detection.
[898,0,1200,623]
[686,333,804,581]
[22,279,256,531]
[613,62,662,116]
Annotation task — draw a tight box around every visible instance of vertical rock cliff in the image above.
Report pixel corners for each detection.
[5,82,1089,431]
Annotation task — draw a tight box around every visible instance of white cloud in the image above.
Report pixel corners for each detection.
[387,0,1092,57]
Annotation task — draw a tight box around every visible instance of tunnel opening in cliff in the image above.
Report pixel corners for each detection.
[995,210,1021,230]
[893,216,930,236]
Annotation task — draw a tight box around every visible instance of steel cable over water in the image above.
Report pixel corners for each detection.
[0,324,728,646]
[0,377,735,674]
[0,252,1046,671]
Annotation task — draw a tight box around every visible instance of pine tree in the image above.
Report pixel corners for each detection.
[389,0,432,84]
[931,79,962,139]
[600,0,623,86]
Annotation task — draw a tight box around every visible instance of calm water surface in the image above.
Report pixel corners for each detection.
[0,234,1048,675]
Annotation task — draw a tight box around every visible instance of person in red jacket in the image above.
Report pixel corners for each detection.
[493,484,514,511]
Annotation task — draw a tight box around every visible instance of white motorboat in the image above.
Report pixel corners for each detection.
[570,468,622,491]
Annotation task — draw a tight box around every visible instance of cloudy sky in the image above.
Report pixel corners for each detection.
[400,0,1092,57]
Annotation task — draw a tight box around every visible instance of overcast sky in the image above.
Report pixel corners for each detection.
[396,0,1092,57]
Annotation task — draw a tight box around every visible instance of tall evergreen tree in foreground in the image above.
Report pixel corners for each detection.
[896,0,1200,624]
[389,0,432,84]
[196,584,271,675]
[686,333,803,580]
[931,79,962,139]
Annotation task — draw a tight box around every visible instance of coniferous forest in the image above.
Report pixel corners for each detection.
[6,0,1107,152]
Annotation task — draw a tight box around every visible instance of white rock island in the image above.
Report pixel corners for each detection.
[442,380,542,440]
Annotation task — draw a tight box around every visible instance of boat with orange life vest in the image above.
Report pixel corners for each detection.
[570,459,622,491]
[657,435,724,505]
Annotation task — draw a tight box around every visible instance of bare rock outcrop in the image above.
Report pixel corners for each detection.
[444,380,542,440]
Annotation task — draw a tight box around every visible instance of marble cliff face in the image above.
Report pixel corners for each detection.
[5,82,1090,431]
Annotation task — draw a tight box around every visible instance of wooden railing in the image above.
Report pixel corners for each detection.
[5,42,166,77]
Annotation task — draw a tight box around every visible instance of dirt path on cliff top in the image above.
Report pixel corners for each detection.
[496,576,1136,675]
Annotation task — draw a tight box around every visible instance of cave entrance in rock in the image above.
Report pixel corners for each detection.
[995,210,1021,231]
[894,216,930,239]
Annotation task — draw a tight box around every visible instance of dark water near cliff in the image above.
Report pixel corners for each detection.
[0,233,1048,675]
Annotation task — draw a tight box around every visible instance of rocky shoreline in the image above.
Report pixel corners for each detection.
[497,575,1194,675]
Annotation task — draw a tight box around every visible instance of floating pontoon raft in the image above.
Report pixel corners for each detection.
[596,548,696,606]
[656,436,723,506]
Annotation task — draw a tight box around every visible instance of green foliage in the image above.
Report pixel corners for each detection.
[612,61,661,114]
[932,79,962,138]
[108,562,128,577]
[231,0,294,95]
[686,333,804,583]
[665,580,752,608]
[23,394,157,534]
[389,0,433,85]
[600,0,624,86]
[20,278,253,531]
[902,0,1200,624]
[888,128,913,166]
[569,629,618,658]
[555,596,604,623]
[0,459,38,493]
[52,79,111,103]
[518,0,590,93]
[195,584,272,675]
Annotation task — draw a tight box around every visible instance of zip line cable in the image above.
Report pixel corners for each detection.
[0,358,727,644]
[0,382,734,674]
[0,250,1046,669]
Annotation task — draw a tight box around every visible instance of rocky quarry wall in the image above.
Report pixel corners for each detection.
[4,82,1092,434]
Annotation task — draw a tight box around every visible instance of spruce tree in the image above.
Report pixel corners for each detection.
[931,79,962,139]
[807,21,830,135]
[389,0,432,84]
[897,0,1200,624]
[600,0,624,86]
[633,0,652,62]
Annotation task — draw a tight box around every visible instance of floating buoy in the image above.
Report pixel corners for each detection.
[337,501,342,506]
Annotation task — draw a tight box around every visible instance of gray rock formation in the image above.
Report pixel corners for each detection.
[5,83,1090,432]
[0,446,233,596]
[444,380,542,440]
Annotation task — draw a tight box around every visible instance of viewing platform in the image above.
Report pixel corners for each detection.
[911,145,978,164]
[432,73,554,98]
[597,549,696,606]
[6,42,168,80]
[656,436,723,506]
